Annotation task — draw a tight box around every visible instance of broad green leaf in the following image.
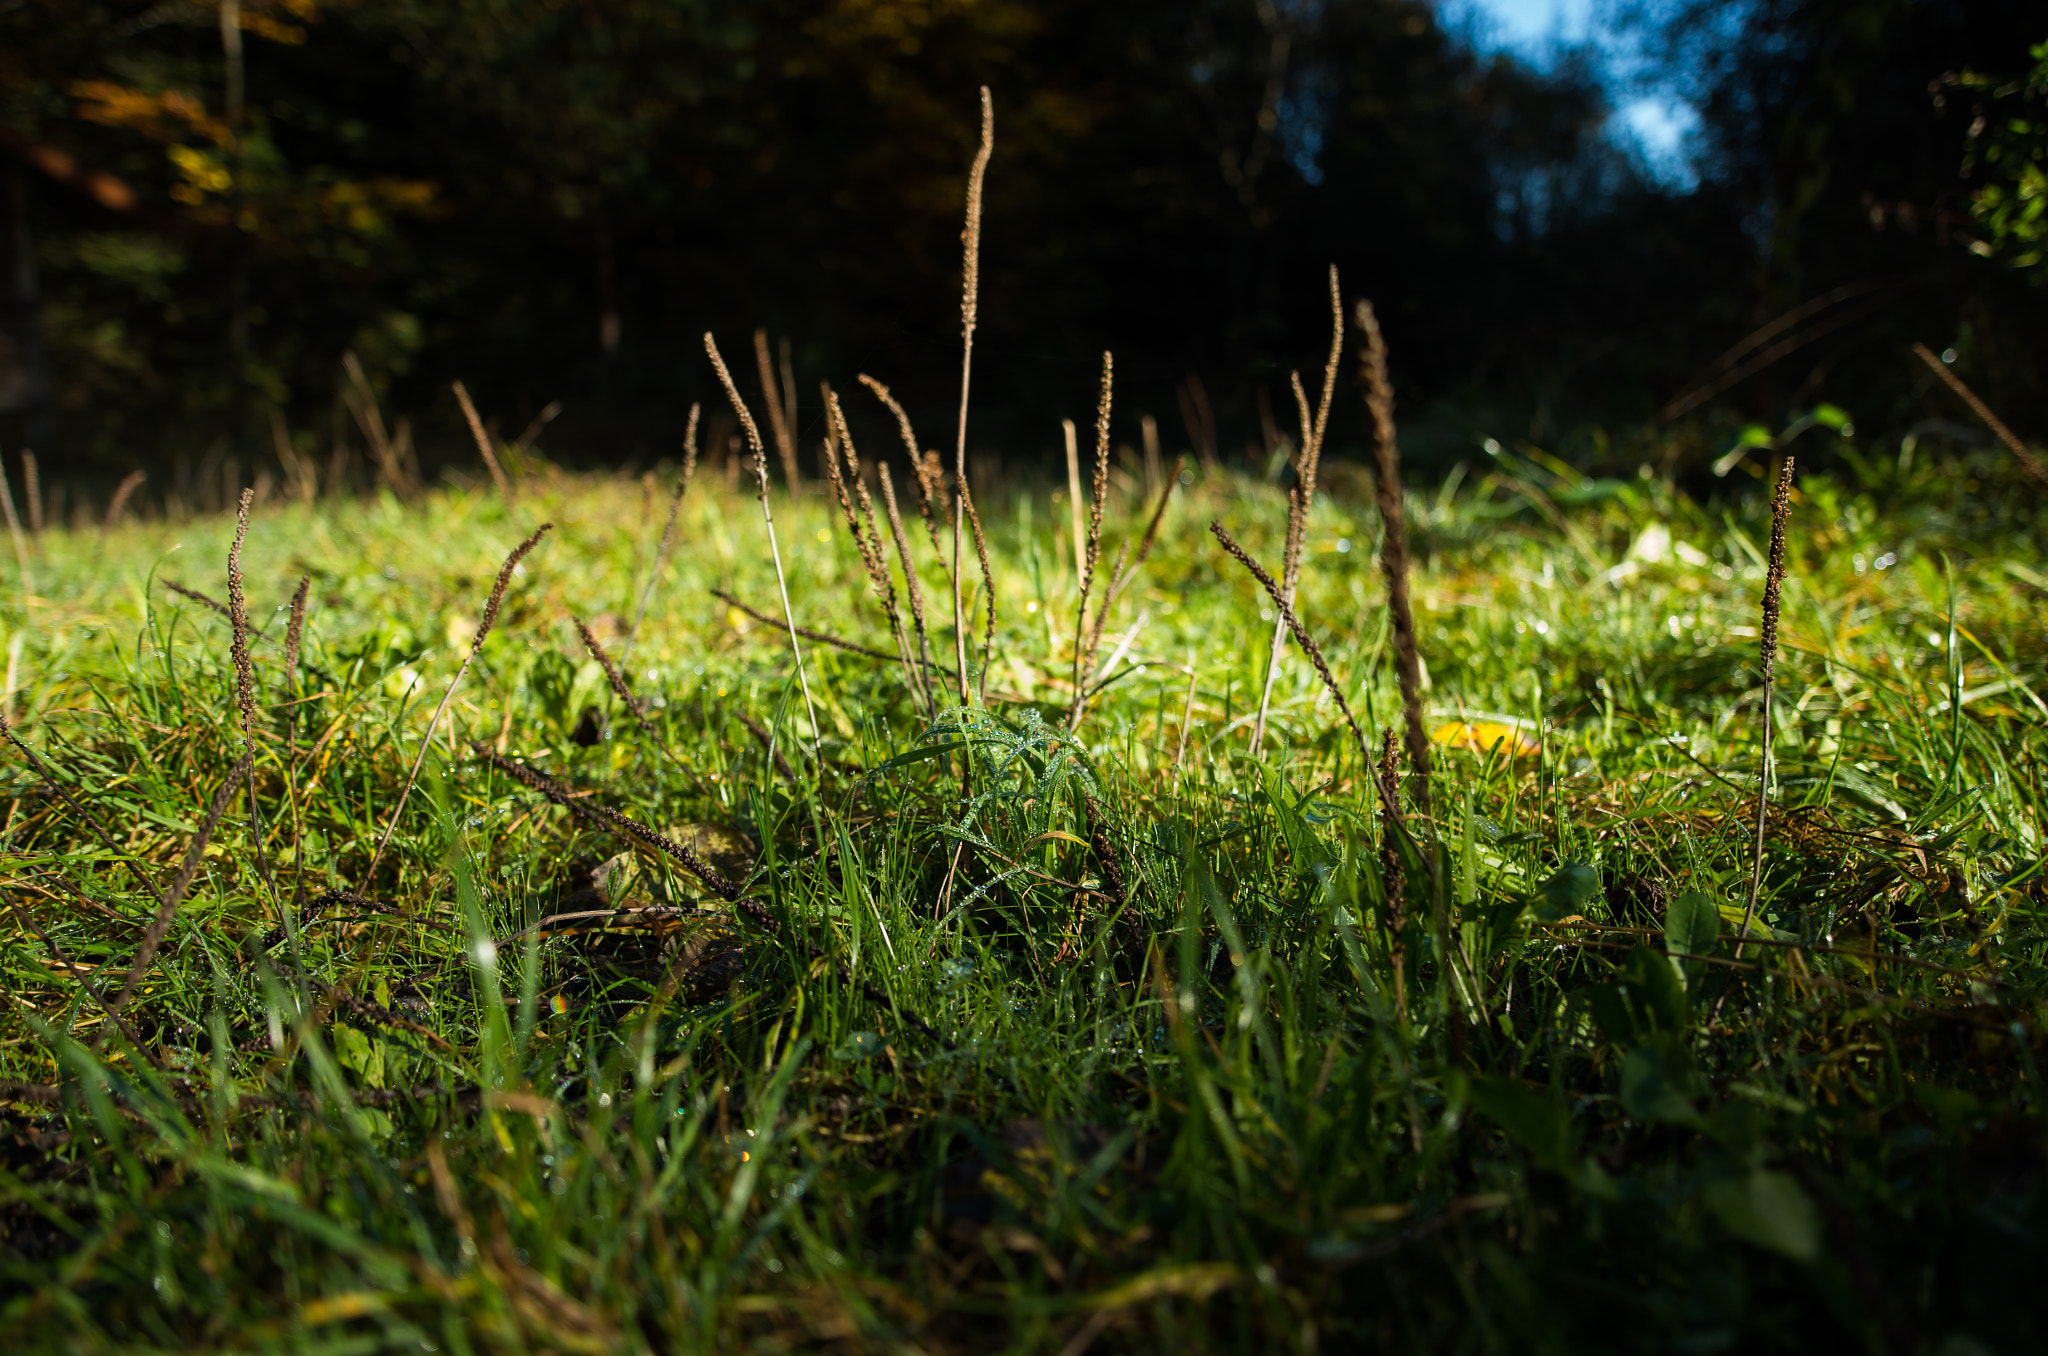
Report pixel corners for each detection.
[1704,1169,1820,1261]
[1621,1035,1703,1124]
[1664,892,1719,987]
[1533,862,1600,921]
[1469,1075,1571,1170]
[1590,945,1691,1048]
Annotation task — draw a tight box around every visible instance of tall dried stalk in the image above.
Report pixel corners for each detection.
[576,617,660,744]
[1910,342,2048,488]
[366,523,552,886]
[1209,521,1369,770]
[705,332,821,753]
[21,450,40,541]
[1250,265,1343,757]
[622,402,700,664]
[755,329,801,492]
[281,570,310,893]
[227,491,258,750]
[342,351,409,498]
[822,385,919,702]
[227,489,273,895]
[451,380,515,500]
[963,479,997,703]
[950,86,995,707]
[1735,457,1796,960]
[1377,728,1408,1018]
[779,339,799,473]
[1063,418,1087,584]
[859,374,952,590]
[1357,299,1432,821]
[282,576,310,693]
[1077,456,1182,693]
[1067,354,1113,728]
[879,464,937,708]
[104,470,145,534]
[478,748,746,907]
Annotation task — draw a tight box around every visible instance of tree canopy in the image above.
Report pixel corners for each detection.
[2,0,2042,481]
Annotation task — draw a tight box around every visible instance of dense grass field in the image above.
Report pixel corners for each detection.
[0,434,2043,1352]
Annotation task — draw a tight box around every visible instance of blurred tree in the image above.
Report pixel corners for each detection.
[1650,0,2045,438]
[1941,40,2048,282]
[19,0,2028,484]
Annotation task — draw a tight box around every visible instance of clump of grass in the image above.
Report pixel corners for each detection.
[365,521,552,882]
[106,748,251,1021]
[2,457,2043,1351]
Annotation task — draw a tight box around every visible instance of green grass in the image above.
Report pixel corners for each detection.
[0,438,2043,1352]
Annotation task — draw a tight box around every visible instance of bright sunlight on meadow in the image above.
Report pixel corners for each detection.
[1,363,2043,1348]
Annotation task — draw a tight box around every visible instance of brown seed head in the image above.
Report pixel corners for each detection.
[475,523,553,657]
[1760,456,1795,687]
[703,333,771,498]
[228,488,257,743]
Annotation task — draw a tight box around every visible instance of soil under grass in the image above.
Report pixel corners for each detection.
[0,446,2043,1352]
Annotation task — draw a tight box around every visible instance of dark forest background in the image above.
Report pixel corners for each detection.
[1,0,2043,500]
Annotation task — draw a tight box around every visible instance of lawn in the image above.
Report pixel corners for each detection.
[0,427,2043,1352]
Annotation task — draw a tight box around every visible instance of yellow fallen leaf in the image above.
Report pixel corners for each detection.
[1432,721,1539,757]
[300,1291,389,1325]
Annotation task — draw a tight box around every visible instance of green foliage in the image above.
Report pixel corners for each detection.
[1946,41,2048,279]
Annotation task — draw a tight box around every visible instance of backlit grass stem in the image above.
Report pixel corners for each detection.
[705,332,821,755]
[1250,266,1342,757]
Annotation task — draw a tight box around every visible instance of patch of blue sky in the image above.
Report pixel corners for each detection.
[1441,0,1702,188]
